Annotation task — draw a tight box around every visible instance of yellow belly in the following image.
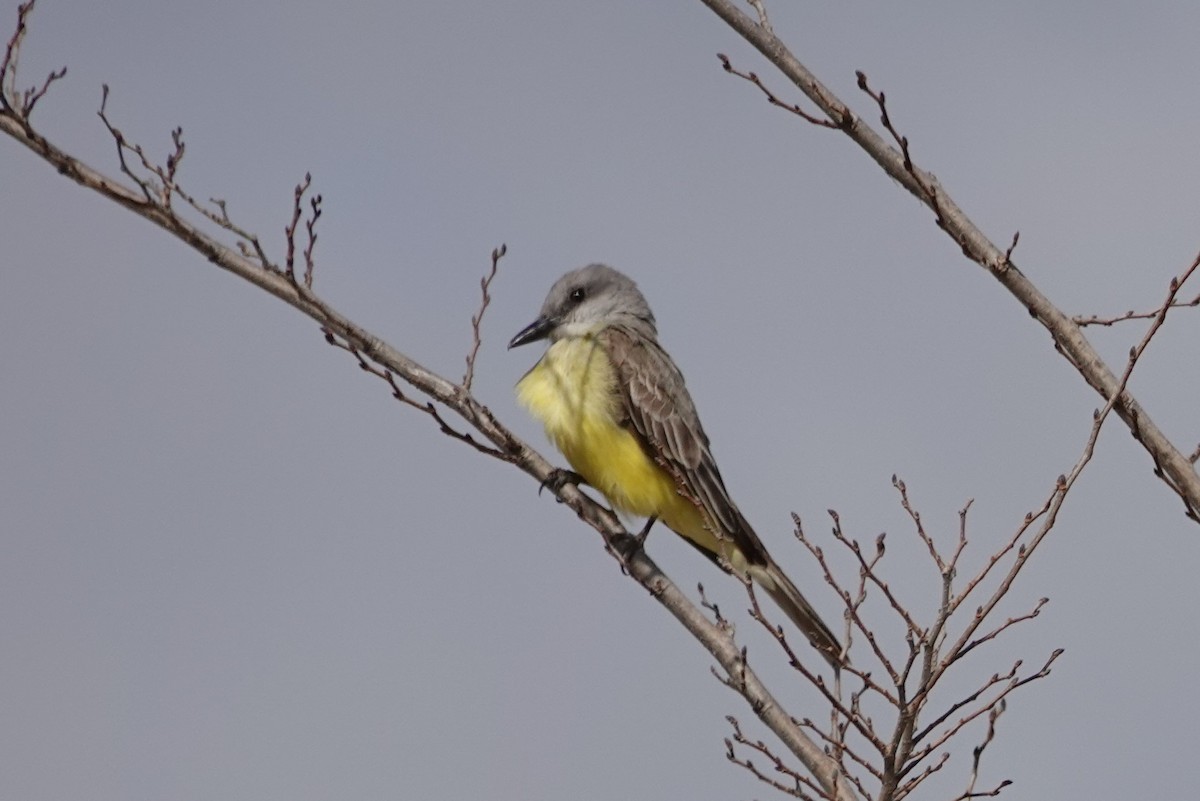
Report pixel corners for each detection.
[516,336,718,555]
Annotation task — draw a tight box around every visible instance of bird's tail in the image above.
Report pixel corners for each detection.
[749,560,843,670]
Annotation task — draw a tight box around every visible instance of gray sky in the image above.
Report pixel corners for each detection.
[3,2,1199,799]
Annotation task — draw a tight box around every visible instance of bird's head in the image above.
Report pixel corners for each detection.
[509,264,657,348]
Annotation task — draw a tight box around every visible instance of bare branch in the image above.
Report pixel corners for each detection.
[825,514,908,679]
[284,173,312,284]
[698,0,1200,523]
[797,716,885,785]
[962,699,1005,800]
[1002,231,1020,267]
[0,20,859,797]
[717,53,841,128]
[950,780,1012,801]
[934,255,1188,676]
[1073,255,1200,326]
[12,7,1156,799]
[893,750,950,801]
[745,0,774,34]
[97,85,156,203]
[854,72,919,182]
[958,597,1049,660]
[726,715,828,800]
[911,649,1061,762]
[463,244,505,391]
[321,329,513,460]
[0,1,65,119]
[303,192,322,288]
[1074,297,1200,328]
[793,514,856,660]
[741,576,887,758]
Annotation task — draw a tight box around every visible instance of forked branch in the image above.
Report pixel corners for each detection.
[0,5,856,798]
[700,0,1200,523]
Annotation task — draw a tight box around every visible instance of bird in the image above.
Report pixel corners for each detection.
[509,264,841,667]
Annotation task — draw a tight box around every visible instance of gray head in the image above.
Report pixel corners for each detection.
[509,264,657,348]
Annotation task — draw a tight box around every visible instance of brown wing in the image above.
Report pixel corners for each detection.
[603,326,845,666]
[601,326,772,567]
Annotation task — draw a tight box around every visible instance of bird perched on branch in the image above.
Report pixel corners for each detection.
[510,264,841,667]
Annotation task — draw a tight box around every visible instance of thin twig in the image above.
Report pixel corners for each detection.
[1073,299,1200,327]
[0,1,65,119]
[893,476,944,573]
[303,192,322,288]
[910,649,1061,763]
[846,533,923,657]
[97,85,155,203]
[741,575,879,753]
[463,244,505,390]
[284,173,312,282]
[893,750,950,801]
[726,715,829,800]
[1000,231,1020,271]
[956,598,1049,660]
[963,699,1005,799]
[322,329,511,460]
[1074,277,1200,328]
[717,53,842,128]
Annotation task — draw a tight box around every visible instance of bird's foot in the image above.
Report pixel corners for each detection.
[634,515,658,547]
[539,468,584,497]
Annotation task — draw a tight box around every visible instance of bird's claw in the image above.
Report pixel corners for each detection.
[539,468,584,497]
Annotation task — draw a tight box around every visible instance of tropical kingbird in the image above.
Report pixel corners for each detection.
[509,264,841,666]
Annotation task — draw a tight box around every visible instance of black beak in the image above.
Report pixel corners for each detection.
[508,316,554,349]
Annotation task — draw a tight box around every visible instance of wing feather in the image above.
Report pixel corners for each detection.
[601,326,768,563]
[601,326,844,666]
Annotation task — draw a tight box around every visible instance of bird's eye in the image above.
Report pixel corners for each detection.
[569,287,586,304]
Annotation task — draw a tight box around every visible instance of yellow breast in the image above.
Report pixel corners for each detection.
[515,336,689,522]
